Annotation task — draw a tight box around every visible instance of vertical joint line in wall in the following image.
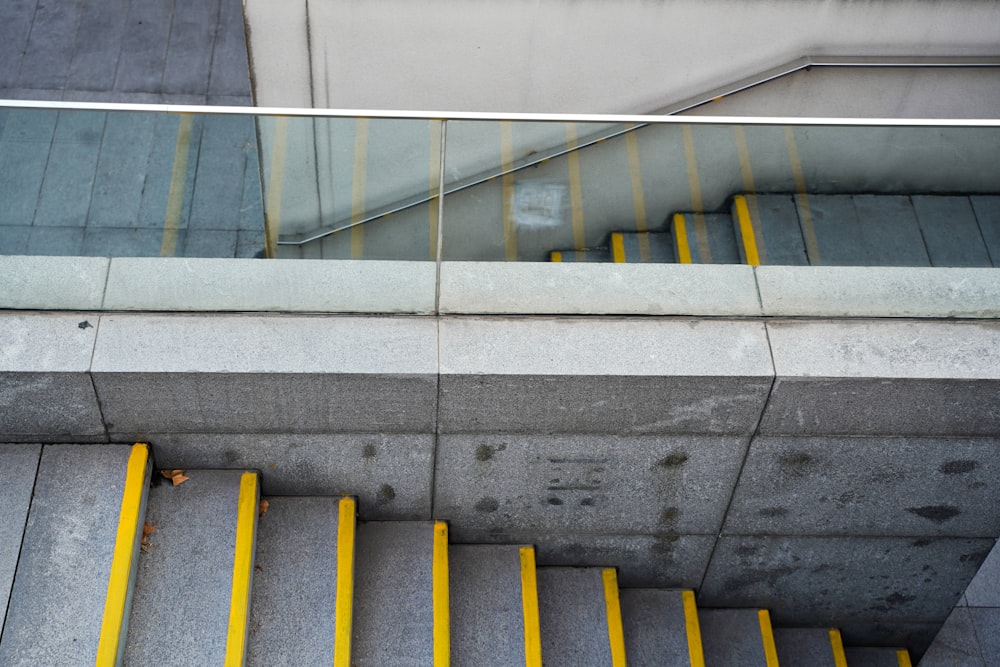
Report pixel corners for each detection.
[0,442,43,648]
[304,0,316,108]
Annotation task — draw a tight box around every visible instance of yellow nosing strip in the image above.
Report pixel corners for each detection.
[682,591,705,667]
[519,547,542,667]
[829,629,847,667]
[611,233,626,263]
[433,521,450,666]
[550,251,563,263]
[333,497,357,667]
[758,609,779,667]
[602,569,627,667]
[674,214,692,264]
[734,195,761,266]
[896,648,912,667]
[160,114,194,257]
[95,443,150,667]
[224,472,259,667]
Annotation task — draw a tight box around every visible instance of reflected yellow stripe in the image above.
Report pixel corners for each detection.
[625,131,650,261]
[734,127,766,263]
[429,121,442,261]
[550,251,563,263]
[674,214,693,264]
[565,123,586,260]
[96,443,149,666]
[602,569,626,667]
[829,629,847,667]
[784,126,820,264]
[519,547,542,667]
[611,233,626,263]
[896,649,912,667]
[758,610,779,667]
[264,116,289,259]
[433,522,450,665]
[682,591,705,667]
[161,114,194,257]
[682,126,711,262]
[734,195,761,266]
[333,497,356,667]
[224,472,259,666]
[500,121,518,261]
[350,118,370,259]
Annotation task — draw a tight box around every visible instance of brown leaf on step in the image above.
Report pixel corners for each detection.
[143,521,156,537]
[258,499,269,516]
[160,469,190,486]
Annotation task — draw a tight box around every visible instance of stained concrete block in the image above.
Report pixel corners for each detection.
[699,536,992,626]
[723,436,1000,537]
[919,607,985,666]
[761,320,1000,436]
[135,433,433,520]
[438,262,761,316]
[103,258,436,313]
[434,434,748,536]
[439,317,773,435]
[0,444,40,631]
[0,255,108,309]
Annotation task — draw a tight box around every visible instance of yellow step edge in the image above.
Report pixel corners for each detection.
[896,648,912,667]
[734,194,761,266]
[519,547,542,667]
[433,521,450,666]
[828,628,847,667]
[96,443,151,667]
[673,213,693,264]
[681,591,705,667]
[550,251,563,263]
[611,233,626,263]
[601,568,627,667]
[224,471,259,667]
[757,609,779,667]
[333,497,357,667]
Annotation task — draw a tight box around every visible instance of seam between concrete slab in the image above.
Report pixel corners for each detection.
[430,315,442,520]
[88,315,111,440]
[0,443,42,647]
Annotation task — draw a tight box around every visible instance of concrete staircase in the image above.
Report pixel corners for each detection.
[1,442,924,665]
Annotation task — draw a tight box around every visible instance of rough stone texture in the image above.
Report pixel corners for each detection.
[0,256,108,309]
[773,628,839,666]
[968,608,1000,667]
[0,445,130,665]
[619,589,691,667]
[247,497,340,667]
[137,433,433,520]
[737,194,809,266]
[438,262,762,316]
[352,522,434,666]
[919,607,986,666]
[964,538,1000,607]
[844,647,909,666]
[434,434,749,535]
[537,568,613,667]
[700,536,992,627]
[723,436,1000,538]
[699,609,769,667]
[0,444,40,631]
[124,469,250,666]
[449,545,526,667]
[840,623,935,660]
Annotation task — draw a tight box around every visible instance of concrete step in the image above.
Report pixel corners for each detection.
[123,469,259,665]
[549,248,612,262]
[450,544,539,666]
[699,608,779,667]
[0,444,39,632]
[610,231,677,263]
[351,521,445,666]
[671,212,741,264]
[911,195,994,267]
[537,566,626,666]
[845,646,912,666]
[970,195,1000,266]
[773,627,846,666]
[730,193,810,266]
[247,496,355,666]
[0,443,150,665]
[620,588,702,666]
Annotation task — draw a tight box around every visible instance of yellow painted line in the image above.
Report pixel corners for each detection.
[224,472,259,667]
[673,213,693,264]
[264,116,289,258]
[160,114,194,257]
[433,521,450,666]
[565,123,586,261]
[611,232,626,263]
[734,195,761,266]
[429,120,442,261]
[333,497,357,667]
[625,131,650,261]
[733,127,767,264]
[681,125,712,262]
[602,569,627,667]
[682,591,705,667]
[519,547,542,667]
[350,118,370,259]
[757,609,779,667]
[500,121,518,261]
[95,443,150,666]
[828,629,847,667]
[550,251,563,262]
[784,126,821,264]
[896,648,912,667]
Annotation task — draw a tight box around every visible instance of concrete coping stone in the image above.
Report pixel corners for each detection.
[0,256,108,310]
[0,312,99,372]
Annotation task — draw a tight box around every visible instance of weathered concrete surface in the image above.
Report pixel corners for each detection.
[0,444,40,631]
[619,589,691,667]
[537,568,612,667]
[774,628,840,667]
[919,607,986,666]
[0,256,108,310]
[699,609,769,667]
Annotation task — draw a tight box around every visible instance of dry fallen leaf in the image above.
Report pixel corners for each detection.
[258,499,269,516]
[141,522,155,552]
[160,469,190,486]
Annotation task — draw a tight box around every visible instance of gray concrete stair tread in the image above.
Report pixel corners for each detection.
[733,193,809,265]
[619,588,692,667]
[699,608,771,667]
[352,521,435,666]
[773,627,840,666]
[613,231,677,263]
[911,196,993,267]
[0,444,39,631]
[537,567,613,667]
[549,248,611,262]
[246,496,343,666]
[0,444,133,665]
[124,469,254,665]
[450,544,527,666]
[844,646,909,666]
[970,195,1000,267]
[671,212,741,264]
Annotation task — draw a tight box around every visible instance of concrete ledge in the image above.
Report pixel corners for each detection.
[0,256,108,310]
[439,262,761,316]
[755,266,1000,318]
[103,258,436,313]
